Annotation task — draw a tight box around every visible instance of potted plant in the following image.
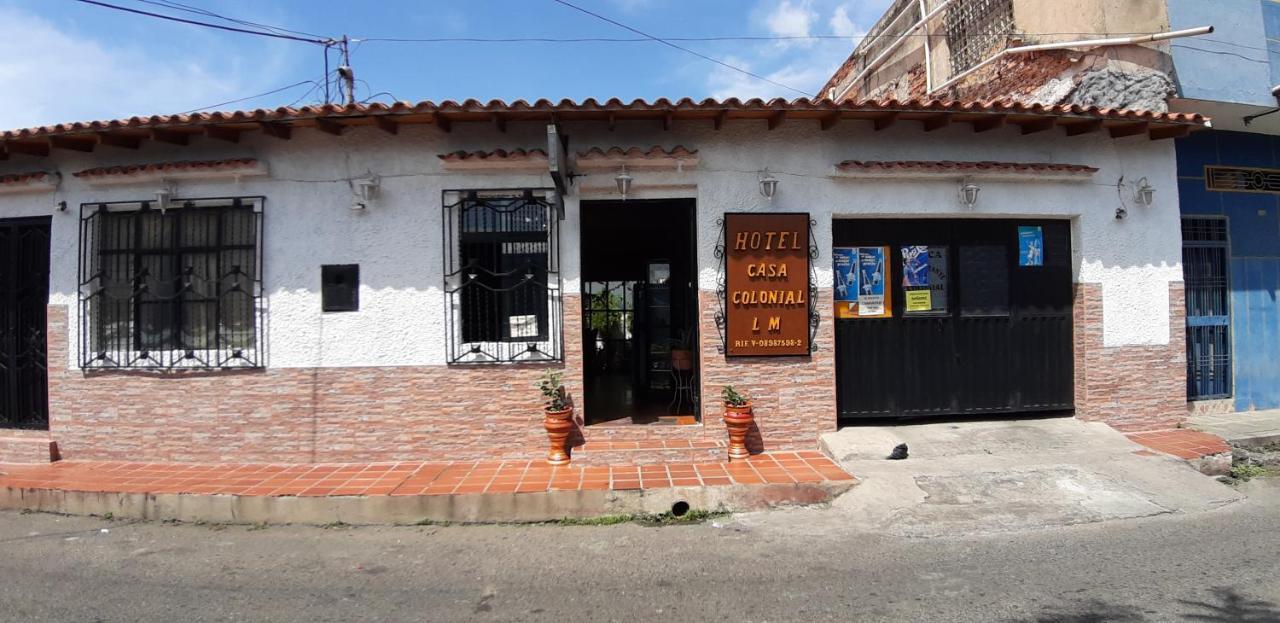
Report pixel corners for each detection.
[722,385,754,461]
[540,370,574,466]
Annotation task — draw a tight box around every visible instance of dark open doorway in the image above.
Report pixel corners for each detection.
[0,217,51,430]
[580,199,699,425]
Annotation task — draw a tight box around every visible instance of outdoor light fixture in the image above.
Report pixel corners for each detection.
[1133,177,1154,206]
[759,168,779,200]
[352,176,380,211]
[958,177,981,208]
[615,165,633,200]
[154,187,173,213]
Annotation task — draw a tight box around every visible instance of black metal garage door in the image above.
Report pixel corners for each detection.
[834,219,1073,421]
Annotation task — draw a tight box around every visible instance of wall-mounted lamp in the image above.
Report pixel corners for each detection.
[759,168,779,201]
[1133,177,1154,206]
[55,200,67,213]
[154,187,173,213]
[615,165,633,200]
[958,177,981,208]
[352,176,380,210]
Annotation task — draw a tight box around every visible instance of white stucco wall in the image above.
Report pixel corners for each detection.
[0,117,1182,369]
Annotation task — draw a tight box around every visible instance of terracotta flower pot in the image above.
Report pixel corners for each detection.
[543,407,574,466]
[722,401,754,461]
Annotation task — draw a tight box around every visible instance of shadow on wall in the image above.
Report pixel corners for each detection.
[1027,587,1279,622]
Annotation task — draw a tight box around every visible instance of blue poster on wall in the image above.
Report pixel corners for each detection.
[857,246,886,316]
[1018,226,1043,267]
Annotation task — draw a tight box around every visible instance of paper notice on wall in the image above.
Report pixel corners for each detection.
[833,247,859,319]
[509,314,539,338]
[856,246,886,317]
[905,289,932,312]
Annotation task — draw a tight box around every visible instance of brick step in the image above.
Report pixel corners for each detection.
[0,434,60,464]
[501,439,730,466]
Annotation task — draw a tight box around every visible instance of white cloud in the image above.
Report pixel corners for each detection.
[830,5,867,39]
[0,8,297,129]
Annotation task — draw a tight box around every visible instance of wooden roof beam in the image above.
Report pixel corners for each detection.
[435,115,452,134]
[376,116,399,135]
[819,112,841,131]
[1108,121,1149,138]
[49,136,96,152]
[491,114,506,134]
[1149,124,1192,140]
[713,109,728,130]
[149,129,189,145]
[607,112,617,131]
[873,112,898,131]
[1019,118,1056,135]
[204,126,241,143]
[97,133,141,149]
[922,113,950,132]
[972,116,1005,133]
[258,122,292,140]
[0,145,8,161]
[314,118,345,136]
[5,140,50,157]
[767,111,786,131]
[663,111,674,131]
[1065,119,1104,137]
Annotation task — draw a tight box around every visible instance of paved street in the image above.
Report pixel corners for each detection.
[1,478,1277,622]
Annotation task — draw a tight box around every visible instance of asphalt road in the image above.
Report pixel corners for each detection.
[1,479,1278,622]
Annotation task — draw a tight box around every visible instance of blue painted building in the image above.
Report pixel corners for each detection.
[1170,0,1280,410]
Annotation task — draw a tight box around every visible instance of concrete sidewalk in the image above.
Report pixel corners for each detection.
[1190,409,1280,448]
[800,417,1243,538]
[0,453,856,525]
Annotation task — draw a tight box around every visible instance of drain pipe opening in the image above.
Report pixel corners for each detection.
[670,501,690,517]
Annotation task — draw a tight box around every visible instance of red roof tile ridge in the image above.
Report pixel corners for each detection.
[0,171,49,184]
[576,145,699,159]
[73,158,259,178]
[836,160,1099,173]
[437,148,549,162]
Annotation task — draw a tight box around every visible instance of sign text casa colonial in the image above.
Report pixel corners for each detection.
[723,213,812,356]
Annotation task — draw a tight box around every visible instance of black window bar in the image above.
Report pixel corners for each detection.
[443,189,562,364]
[78,197,265,369]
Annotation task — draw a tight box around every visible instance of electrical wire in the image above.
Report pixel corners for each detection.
[548,0,812,97]
[353,32,1171,44]
[1170,44,1268,64]
[128,0,330,40]
[181,79,322,113]
[72,0,330,45]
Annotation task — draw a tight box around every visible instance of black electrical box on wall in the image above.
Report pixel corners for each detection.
[321,264,359,312]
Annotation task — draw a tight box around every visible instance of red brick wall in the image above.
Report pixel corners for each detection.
[1073,282,1187,432]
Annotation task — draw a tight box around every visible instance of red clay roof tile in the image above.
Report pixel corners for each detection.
[835,160,1099,175]
[73,158,259,178]
[0,171,50,185]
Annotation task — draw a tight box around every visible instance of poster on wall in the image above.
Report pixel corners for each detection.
[857,246,889,317]
[833,247,859,319]
[1018,226,1044,267]
[833,246,892,318]
[902,245,948,313]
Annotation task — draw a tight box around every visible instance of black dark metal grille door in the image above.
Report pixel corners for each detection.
[1182,217,1231,399]
[834,219,1073,421]
[0,218,51,430]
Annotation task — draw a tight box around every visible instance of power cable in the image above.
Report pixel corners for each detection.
[548,0,812,97]
[1170,44,1267,64]
[72,0,330,45]
[129,0,329,40]
[353,32,1171,44]
[181,78,322,113]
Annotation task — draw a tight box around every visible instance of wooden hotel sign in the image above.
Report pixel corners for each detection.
[724,212,811,356]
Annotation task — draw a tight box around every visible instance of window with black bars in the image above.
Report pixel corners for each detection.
[443,190,562,364]
[78,198,264,369]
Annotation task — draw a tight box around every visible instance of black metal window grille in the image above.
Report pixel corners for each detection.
[78,198,264,369]
[443,190,562,364]
[1182,216,1232,399]
[944,0,1014,75]
[1205,166,1280,194]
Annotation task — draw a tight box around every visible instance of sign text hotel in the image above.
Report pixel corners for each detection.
[724,213,811,356]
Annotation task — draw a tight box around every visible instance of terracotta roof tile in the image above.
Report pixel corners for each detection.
[73,158,259,178]
[835,160,1098,176]
[2,97,1208,142]
[575,145,698,160]
[0,171,49,185]
[436,148,547,163]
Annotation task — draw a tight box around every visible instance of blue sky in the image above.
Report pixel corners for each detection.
[0,0,892,128]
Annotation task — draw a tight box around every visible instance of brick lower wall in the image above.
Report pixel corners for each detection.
[1073,282,1188,432]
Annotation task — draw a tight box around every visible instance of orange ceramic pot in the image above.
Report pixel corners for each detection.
[722,402,754,461]
[543,407,574,466]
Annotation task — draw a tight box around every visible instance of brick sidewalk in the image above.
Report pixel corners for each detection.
[0,451,853,498]
[1125,429,1231,460]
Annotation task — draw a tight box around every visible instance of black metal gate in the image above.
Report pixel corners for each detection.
[0,217,51,429]
[1181,217,1232,400]
[834,219,1073,420]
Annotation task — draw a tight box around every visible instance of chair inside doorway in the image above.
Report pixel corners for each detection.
[580,199,698,425]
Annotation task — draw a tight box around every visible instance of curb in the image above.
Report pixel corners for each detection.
[0,480,856,525]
